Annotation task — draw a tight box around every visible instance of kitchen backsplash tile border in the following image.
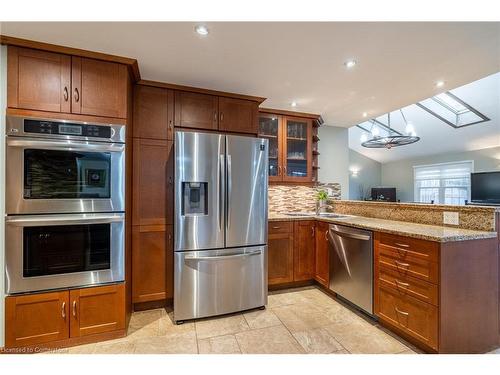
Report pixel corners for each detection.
[268,183,340,214]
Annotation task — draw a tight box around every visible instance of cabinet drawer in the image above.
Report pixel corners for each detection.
[379,266,438,306]
[377,232,438,262]
[377,285,438,351]
[378,246,438,284]
[268,221,293,235]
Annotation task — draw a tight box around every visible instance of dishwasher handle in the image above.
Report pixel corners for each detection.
[328,228,371,241]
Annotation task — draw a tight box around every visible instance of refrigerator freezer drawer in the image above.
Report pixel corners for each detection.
[174,246,268,321]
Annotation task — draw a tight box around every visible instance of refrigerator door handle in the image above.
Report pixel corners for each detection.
[226,154,232,230]
[185,250,262,261]
[219,154,225,231]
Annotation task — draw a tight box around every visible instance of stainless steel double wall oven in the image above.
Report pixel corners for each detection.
[5,116,126,294]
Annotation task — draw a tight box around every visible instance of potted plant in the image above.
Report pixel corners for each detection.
[316,190,329,213]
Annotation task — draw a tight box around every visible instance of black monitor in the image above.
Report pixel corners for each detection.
[471,171,500,204]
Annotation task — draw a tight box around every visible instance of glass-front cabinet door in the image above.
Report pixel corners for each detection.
[283,116,312,182]
[258,113,282,181]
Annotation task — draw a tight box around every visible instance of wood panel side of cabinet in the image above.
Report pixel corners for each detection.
[7,46,71,113]
[69,284,125,338]
[132,139,174,226]
[293,220,316,281]
[5,291,70,348]
[133,85,174,140]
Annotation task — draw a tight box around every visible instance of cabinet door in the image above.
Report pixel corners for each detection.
[69,284,125,338]
[259,113,283,182]
[5,291,69,348]
[7,46,71,113]
[134,85,174,140]
[268,232,294,285]
[72,57,128,118]
[133,139,174,226]
[219,97,258,134]
[293,220,316,281]
[282,117,312,182]
[174,91,218,130]
[132,225,174,303]
[315,221,330,287]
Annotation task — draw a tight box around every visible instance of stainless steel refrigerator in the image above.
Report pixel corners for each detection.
[174,131,268,322]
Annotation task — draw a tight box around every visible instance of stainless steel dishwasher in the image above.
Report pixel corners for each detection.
[327,224,373,315]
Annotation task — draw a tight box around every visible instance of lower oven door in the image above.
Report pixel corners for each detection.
[174,246,268,322]
[5,213,125,294]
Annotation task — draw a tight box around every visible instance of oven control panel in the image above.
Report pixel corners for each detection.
[24,119,112,139]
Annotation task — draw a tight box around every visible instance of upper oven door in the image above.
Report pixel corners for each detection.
[6,137,125,214]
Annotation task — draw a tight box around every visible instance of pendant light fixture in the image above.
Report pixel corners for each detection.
[361,110,420,149]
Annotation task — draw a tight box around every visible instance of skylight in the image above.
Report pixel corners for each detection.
[416,91,490,128]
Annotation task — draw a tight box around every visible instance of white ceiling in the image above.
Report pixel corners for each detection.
[1,22,499,127]
[349,72,500,163]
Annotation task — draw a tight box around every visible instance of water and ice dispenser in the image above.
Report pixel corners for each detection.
[181,182,208,216]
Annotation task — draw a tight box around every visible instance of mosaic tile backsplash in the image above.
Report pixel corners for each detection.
[268,183,341,214]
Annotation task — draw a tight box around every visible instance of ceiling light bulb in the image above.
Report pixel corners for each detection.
[291,102,297,107]
[435,80,445,88]
[360,133,368,143]
[344,60,357,69]
[362,112,368,118]
[195,25,209,36]
[405,123,414,135]
[371,127,380,137]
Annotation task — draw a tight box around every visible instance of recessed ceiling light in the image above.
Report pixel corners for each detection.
[344,59,357,69]
[435,80,445,88]
[195,25,209,36]
[291,102,297,107]
[362,112,368,118]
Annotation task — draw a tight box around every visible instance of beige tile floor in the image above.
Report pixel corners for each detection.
[45,286,497,354]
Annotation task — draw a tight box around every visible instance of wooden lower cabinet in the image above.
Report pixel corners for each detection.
[5,283,125,348]
[69,284,125,338]
[132,225,173,303]
[5,291,69,348]
[293,221,316,281]
[268,223,294,285]
[315,221,330,287]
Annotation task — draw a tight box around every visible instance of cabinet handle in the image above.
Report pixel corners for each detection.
[169,120,173,129]
[272,226,281,229]
[283,166,287,175]
[63,87,69,101]
[278,166,282,176]
[74,87,80,102]
[395,307,409,316]
[311,226,315,237]
[394,242,410,248]
[72,301,77,317]
[61,302,66,319]
[395,279,410,288]
[214,111,217,121]
[220,112,224,122]
[325,230,329,241]
[168,176,173,185]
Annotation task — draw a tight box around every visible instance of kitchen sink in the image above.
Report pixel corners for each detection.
[282,212,350,219]
[282,212,315,216]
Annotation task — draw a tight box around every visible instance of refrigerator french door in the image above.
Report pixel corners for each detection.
[174,131,268,322]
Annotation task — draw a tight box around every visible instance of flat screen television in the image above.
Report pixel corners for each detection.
[471,171,500,204]
[371,187,396,202]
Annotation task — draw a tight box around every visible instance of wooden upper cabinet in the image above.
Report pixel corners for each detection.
[7,46,71,113]
[218,97,258,134]
[134,85,174,140]
[293,220,316,281]
[133,139,174,226]
[315,221,330,287]
[5,291,69,348]
[174,91,218,130]
[71,57,128,118]
[69,284,125,338]
[259,113,282,182]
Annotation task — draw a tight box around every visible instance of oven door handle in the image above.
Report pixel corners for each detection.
[6,137,125,152]
[5,213,125,227]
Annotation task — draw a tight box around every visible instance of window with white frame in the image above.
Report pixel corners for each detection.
[414,161,473,205]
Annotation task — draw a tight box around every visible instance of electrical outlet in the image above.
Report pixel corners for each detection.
[443,212,459,225]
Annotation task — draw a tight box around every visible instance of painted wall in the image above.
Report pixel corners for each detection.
[318,125,350,200]
[381,146,500,202]
[349,149,382,200]
[0,44,6,348]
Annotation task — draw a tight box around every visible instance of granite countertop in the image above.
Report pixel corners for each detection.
[268,213,498,242]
